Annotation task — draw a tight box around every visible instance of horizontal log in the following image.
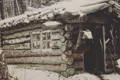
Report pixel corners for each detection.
[4,50,63,58]
[3,37,30,44]
[73,62,84,69]
[75,68,84,72]
[8,64,67,72]
[6,56,73,65]
[2,23,42,35]
[3,45,14,50]
[3,42,30,50]
[70,53,84,59]
[65,18,83,23]
[2,31,30,40]
[64,51,72,56]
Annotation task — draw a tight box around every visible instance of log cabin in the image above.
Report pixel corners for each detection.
[0,0,120,77]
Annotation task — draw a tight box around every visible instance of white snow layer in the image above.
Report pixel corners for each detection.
[101,73,120,80]
[8,65,65,80]
[66,73,101,80]
[117,58,120,68]
[8,65,120,80]
[0,0,109,28]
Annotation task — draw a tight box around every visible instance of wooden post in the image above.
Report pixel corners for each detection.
[110,25,116,73]
[75,28,82,50]
[0,30,2,47]
[102,25,106,72]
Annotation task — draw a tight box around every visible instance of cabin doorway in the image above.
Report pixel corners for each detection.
[84,27,104,73]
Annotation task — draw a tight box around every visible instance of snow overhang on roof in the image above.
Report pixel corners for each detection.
[0,0,110,29]
[43,21,62,27]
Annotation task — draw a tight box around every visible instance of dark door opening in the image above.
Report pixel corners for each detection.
[84,28,104,73]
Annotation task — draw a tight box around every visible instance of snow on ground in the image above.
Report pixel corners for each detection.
[117,58,120,68]
[8,65,120,80]
[8,65,65,80]
[101,73,120,80]
[66,73,101,80]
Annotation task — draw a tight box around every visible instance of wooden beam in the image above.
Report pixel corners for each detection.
[8,64,67,72]
[4,50,63,58]
[6,56,73,65]
[75,28,82,50]
[102,25,106,72]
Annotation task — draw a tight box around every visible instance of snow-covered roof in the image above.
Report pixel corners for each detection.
[0,0,110,28]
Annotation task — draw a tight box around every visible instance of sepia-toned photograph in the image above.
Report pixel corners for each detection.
[0,0,120,80]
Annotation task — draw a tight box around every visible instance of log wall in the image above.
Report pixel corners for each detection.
[2,17,114,76]
[1,22,85,77]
